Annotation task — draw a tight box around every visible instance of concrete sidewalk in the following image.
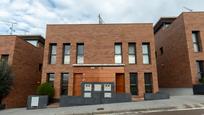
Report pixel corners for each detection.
[1,95,204,115]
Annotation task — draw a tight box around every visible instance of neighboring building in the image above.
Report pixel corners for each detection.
[0,35,44,108]
[42,24,159,100]
[154,12,204,95]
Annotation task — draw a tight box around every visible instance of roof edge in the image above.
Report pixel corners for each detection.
[47,23,153,26]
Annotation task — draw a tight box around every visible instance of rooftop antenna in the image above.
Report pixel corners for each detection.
[98,14,104,24]
[183,6,193,12]
[0,20,17,35]
[9,22,17,35]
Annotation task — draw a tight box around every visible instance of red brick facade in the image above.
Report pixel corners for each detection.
[154,12,204,88]
[42,24,159,99]
[0,35,44,108]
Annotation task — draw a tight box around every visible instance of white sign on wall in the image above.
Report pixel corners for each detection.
[84,84,92,91]
[104,84,112,91]
[94,84,102,91]
[84,92,92,98]
[104,93,112,98]
[31,96,39,107]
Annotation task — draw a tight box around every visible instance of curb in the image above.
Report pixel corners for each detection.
[93,107,177,114]
[65,106,177,115]
[65,106,204,115]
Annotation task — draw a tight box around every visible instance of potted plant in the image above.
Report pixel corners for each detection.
[36,82,54,101]
[27,83,54,109]
[0,61,13,110]
[193,77,204,95]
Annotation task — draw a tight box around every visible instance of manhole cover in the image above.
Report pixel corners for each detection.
[97,108,104,111]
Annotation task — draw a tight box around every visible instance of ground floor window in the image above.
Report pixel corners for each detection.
[61,73,69,95]
[144,73,153,93]
[47,73,55,87]
[196,60,204,81]
[130,73,138,95]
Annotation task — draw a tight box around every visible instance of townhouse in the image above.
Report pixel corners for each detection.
[41,24,159,100]
[0,35,44,108]
[154,12,204,95]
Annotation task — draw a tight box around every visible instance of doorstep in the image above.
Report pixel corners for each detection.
[132,97,144,102]
[47,103,59,108]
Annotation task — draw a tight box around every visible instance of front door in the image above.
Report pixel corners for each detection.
[73,73,83,96]
[116,73,125,93]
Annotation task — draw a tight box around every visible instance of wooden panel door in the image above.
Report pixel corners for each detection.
[73,73,83,96]
[116,73,125,93]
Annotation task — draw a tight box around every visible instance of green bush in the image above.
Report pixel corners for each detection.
[36,83,54,98]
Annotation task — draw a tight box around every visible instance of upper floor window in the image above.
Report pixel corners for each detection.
[47,73,55,87]
[160,47,163,55]
[128,43,136,64]
[63,43,71,64]
[77,43,84,64]
[26,40,38,47]
[192,31,202,52]
[142,43,150,64]
[115,43,122,64]
[162,23,170,29]
[39,64,42,71]
[1,54,9,63]
[49,44,57,64]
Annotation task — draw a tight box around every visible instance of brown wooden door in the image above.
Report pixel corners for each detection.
[73,73,83,96]
[116,73,125,93]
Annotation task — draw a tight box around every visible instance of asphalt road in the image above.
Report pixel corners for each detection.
[121,109,204,115]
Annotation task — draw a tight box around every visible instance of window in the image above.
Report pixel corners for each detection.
[77,43,84,64]
[47,73,55,87]
[128,43,136,64]
[1,55,9,63]
[26,40,38,47]
[63,43,71,64]
[162,23,170,29]
[61,73,69,95]
[144,73,153,93]
[130,73,138,95]
[142,43,150,64]
[39,64,42,71]
[160,47,163,55]
[115,43,122,64]
[196,61,204,80]
[49,44,57,64]
[192,31,202,52]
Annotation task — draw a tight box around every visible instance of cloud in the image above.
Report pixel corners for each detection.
[0,0,204,37]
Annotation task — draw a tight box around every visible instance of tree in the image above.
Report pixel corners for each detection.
[0,61,13,105]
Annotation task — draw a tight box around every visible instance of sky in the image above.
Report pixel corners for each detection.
[0,0,204,37]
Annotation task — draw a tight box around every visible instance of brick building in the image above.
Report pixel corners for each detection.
[154,12,204,95]
[0,35,44,108]
[41,24,159,100]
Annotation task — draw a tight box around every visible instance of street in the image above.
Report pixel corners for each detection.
[1,96,204,115]
[107,109,204,115]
